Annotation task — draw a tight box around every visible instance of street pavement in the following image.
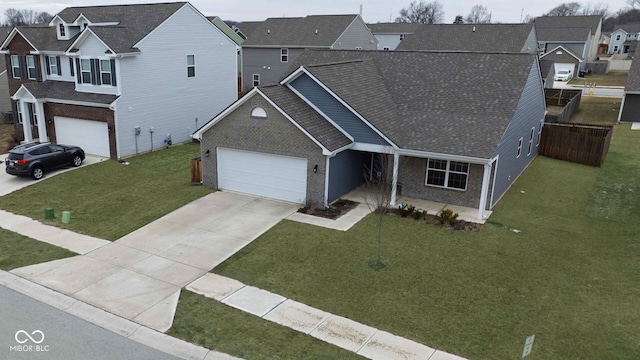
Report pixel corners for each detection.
[0,285,180,360]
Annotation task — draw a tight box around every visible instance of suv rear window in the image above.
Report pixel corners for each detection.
[7,153,23,160]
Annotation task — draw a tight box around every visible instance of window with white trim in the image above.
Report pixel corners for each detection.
[100,60,112,85]
[280,48,288,62]
[10,55,20,78]
[80,59,91,83]
[252,74,260,87]
[48,56,58,75]
[400,34,405,41]
[383,47,390,51]
[15,103,23,124]
[26,56,37,79]
[59,24,66,37]
[537,120,543,146]
[527,127,535,156]
[425,159,469,191]
[187,55,195,77]
[616,34,621,41]
[517,137,523,158]
[355,46,363,50]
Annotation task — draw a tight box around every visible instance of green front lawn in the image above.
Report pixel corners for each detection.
[213,124,640,359]
[0,228,76,271]
[168,291,363,359]
[0,143,211,240]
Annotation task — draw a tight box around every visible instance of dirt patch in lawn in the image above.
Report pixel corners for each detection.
[298,199,358,220]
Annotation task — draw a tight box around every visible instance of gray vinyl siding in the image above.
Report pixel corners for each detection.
[544,42,585,59]
[327,150,370,203]
[290,74,388,145]
[242,47,306,92]
[620,94,640,122]
[490,60,545,207]
[332,17,377,50]
[521,27,538,53]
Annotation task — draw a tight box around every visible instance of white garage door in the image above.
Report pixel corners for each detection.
[554,63,576,77]
[54,117,110,157]
[217,148,307,203]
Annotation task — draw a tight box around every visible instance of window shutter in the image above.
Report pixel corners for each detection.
[75,58,81,84]
[94,59,101,85]
[45,56,51,75]
[90,59,97,85]
[35,56,42,81]
[110,59,116,86]
[56,56,61,76]
[12,101,18,123]
[4,55,10,77]
[69,58,74,76]
[18,55,27,79]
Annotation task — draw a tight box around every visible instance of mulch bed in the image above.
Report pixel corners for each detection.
[298,199,359,220]
[388,208,483,232]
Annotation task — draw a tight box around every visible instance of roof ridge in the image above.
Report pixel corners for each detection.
[306,59,365,67]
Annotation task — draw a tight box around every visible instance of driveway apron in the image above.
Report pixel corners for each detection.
[10,192,298,332]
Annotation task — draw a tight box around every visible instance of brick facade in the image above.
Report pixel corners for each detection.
[5,35,40,95]
[200,94,326,207]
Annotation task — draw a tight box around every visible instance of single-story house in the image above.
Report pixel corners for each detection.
[193,50,546,220]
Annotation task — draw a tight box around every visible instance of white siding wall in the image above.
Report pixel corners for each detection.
[42,55,76,82]
[374,34,403,50]
[115,4,237,158]
[609,30,626,54]
[333,16,377,50]
[74,34,119,95]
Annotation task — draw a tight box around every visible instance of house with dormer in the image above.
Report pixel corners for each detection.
[1,2,237,159]
[239,15,377,92]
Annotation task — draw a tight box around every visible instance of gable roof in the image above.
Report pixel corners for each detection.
[534,15,602,36]
[1,25,78,52]
[367,23,420,34]
[396,23,535,52]
[540,45,582,61]
[626,55,640,93]
[535,26,590,42]
[613,23,640,34]
[241,15,359,47]
[289,50,537,158]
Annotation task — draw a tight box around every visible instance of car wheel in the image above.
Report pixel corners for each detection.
[72,154,83,167]
[32,166,44,180]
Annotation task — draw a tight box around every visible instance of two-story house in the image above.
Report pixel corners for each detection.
[0,2,237,159]
[239,14,377,92]
[395,23,538,53]
[534,15,603,62]
[609,23,640,54]
[367,23,420,50]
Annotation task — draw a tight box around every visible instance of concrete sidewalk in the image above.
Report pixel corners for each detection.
[187,273,467,360]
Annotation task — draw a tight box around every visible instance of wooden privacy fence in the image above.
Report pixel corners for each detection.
[539,123,613,167]
[545,89,582,123]
[190,157,202,185]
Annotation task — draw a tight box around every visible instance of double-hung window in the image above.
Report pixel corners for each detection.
[59,24,66,37]
[517,137,523,158]
[80,59,91,83]
[187,55,195,77]
[10,55,20,78]
[48,56,58,75]
[425,159,469,191]
[280,48,288,62]
[100,60,112,85]
[527,127,535,156]
[252,74,260,87]
[15,103,23,124]
[26,56,37,79]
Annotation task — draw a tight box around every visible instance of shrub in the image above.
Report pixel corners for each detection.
[398,204,415,217]
[439,209,459,225]
[412,209,427,220]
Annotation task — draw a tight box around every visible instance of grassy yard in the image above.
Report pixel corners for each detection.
[168,291,363,359]
[570,96,621,125]
[0,123,19,154]
[212,124,640,359]
[0,228,76,271]
[568,70,628,87]
[0,143,211,240]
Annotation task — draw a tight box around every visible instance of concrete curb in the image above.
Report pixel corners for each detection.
[0,270,241,360]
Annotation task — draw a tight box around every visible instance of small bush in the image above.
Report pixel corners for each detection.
[439,209,459,225]
[398,204,415,217]
[412,209,427,220]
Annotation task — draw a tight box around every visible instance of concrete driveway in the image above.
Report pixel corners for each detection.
[11,192,298,332]
[0,154,106,196]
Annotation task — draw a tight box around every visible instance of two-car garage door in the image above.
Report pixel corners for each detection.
[54,117,110,157]
[217,148,307,203]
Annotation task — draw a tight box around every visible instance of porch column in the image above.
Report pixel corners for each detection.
[390,153,400,206]
[478,162,492,220]
[36,101,47,142]
[19,101,31,143]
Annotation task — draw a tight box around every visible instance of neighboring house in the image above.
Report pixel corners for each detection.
[608,23,640,55]
[193,50,546,220]
[618,56,640,122]
[366,22,419,50]
[0,27,11,119]
[0,2,237,159]
[396,23,538,53]
[239,14,377,92]
[207,16,244,94]
[540,45,582,78]
[534,15,603,62]
[539,59,555,88]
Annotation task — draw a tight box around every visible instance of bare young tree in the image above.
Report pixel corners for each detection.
[579,2,609,16]
[544,2,582,16]
[395,1,445,24]
[466,4,491,24]
[3,8,52,26]
[628,0,640,9]
[453,15,464,24]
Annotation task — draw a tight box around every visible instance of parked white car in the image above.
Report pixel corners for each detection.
[554,70,572,81]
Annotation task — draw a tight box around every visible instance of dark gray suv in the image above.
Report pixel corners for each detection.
[5,142,85,180]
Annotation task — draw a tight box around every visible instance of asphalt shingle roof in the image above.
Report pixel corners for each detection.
[534,15,602,35]
[396,23,535,53]
[290,50,537,158]
[535,26,590,42]
[23,81,118,104]
[259,85,351,151]
[241,15,358,47]
[625,55,640,92]
[8,25,78,52]
[613,23,640,34]
[367,23,420,34]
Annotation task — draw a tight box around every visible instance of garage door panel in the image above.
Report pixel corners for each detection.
[54,117,110,157]
[217,148,307,203]
[554,63,576,77]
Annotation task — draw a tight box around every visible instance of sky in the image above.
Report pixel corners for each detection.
[0,0,632,25]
